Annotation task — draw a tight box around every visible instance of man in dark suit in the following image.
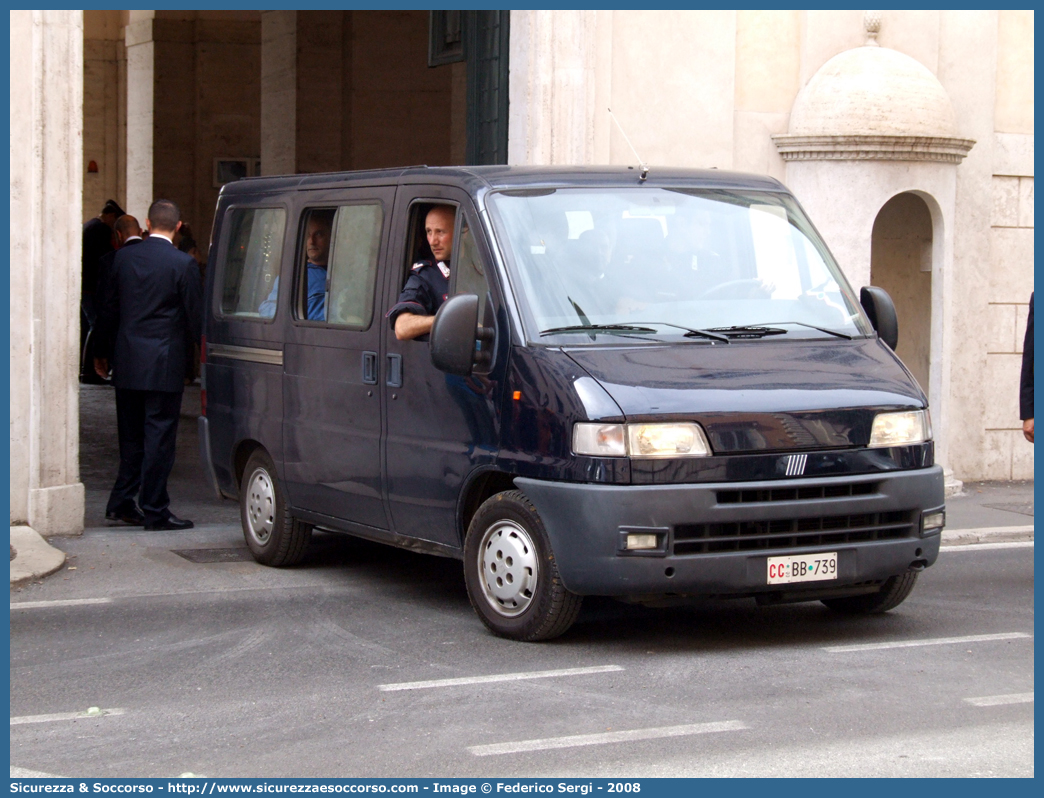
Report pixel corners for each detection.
[94,199,203,530]
[1020,292,1033,443]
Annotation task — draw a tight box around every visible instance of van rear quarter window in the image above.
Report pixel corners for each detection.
[219,207,286,318]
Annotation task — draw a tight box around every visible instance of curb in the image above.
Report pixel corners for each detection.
[940,525,1034,545]
[9,526,66,586]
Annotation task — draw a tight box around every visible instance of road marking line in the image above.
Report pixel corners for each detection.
[11,708,125,725]
[468,720,748,756]
[10,598,113,610]
[10,585,352,611]
[964,692,1034,707]
[824,632,1031,653]
[379,664,624,692]
[940,541,1034,552]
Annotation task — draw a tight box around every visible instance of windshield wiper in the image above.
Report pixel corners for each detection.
[733,321,854,340]
[705,325,788,339]
[539,323,659,337]
[628,321,730,343]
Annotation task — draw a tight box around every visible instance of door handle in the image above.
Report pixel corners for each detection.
[386,353,403,388]
[362,351,378,385]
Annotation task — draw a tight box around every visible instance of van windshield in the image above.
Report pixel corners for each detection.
[486,187,873,343]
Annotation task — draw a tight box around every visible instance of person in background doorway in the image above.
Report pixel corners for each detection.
[176,223,205,268]
[82,198,124,304]
[93,214,144,374]
[175,222,205,382]
[1020,292,1033,443]
[81,199,125,382]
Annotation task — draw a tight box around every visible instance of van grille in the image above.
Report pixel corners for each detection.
[672,510,915,555]
[716,482,877,504]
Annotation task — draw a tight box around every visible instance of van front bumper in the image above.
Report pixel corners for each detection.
[514,466,944,597]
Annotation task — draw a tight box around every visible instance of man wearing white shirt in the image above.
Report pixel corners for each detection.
[94,199,203,530]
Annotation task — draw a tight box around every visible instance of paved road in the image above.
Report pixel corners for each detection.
[10,528,1034,778]
[79,384,238,529]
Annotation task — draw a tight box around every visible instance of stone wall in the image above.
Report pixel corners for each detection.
[261,10,460,176]
[986,142,1034,479]
[508,9,1034,483]
[149,11,262,254]
[983,9,1035,480]
[349,11,457,170]
[82,10,125,224]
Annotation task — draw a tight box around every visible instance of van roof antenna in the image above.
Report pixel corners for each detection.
[608,107,648,182]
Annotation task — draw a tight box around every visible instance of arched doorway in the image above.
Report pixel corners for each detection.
[870,192,934,398]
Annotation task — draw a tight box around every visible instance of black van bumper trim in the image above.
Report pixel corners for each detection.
[515,466,944,596]
[207,343,283,366]
[197,416,224,501]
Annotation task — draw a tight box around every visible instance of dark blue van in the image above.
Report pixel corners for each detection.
[199,166,944,641]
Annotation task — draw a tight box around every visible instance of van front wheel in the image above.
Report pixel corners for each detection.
[240,449,311,567]
[821,572,919,614]
[464,490,582,641]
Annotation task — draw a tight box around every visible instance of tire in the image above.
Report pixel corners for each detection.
[240,449,311,567]
[464,490,583,641]
[821,572,919,614]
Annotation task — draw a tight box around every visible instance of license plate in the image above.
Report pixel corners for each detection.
[767,552,837,584]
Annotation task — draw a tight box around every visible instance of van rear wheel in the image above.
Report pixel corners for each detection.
[240,449,311,567]
[464,490,582,641]
[821,572,919,614]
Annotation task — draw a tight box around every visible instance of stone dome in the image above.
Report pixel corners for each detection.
[788,44,957,138]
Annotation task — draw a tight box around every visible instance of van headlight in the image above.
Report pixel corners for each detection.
[573,422,712,458]
[628,423,711,457]
[868,409,932,448]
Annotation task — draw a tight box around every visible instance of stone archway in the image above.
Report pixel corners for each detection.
[870,192,934,398]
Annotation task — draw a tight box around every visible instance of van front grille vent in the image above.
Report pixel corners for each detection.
[716,482,877,505]
[673,510,914,555]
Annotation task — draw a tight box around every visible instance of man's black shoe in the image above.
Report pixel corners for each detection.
[144,514,194,531]
[105,508,145,525]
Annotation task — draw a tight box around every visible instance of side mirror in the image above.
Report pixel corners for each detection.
[860,286,898,351]
[431,294,480,376]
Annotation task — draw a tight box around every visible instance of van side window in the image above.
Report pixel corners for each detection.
[386,202,459,338]
[219,207,286,318]
[452,216,489,317]
[292,208,336,322]
[326,204,384,328]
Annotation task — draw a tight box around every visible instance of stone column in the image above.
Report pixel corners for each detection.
[124,10,155,221]
[260,11,297,175]
[508,10,604,165]
[10,10,86,536]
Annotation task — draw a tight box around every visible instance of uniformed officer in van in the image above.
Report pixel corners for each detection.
[386,204,455,340]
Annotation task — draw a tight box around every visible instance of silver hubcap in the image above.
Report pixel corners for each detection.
[244,467,275,546]
[477,520,539,617]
